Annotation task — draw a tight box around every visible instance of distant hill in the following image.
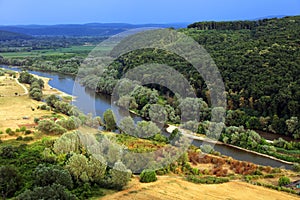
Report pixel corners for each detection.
[0,30,33,41]
[0,23,188,37]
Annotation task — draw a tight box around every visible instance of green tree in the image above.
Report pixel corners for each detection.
[53,132,81,154]
[34,164,73,189]
[135,121,160,139]
[109,161,132,190]
[278,176,291,187]
[140,170,157,183]
[0,166,22,199]
[17,184,77,200]
[103,109,117,131]
[119,116,136,135]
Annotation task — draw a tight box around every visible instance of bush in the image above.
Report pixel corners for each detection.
[5,128,12,134]
[23,137,34,141]
[140,170,157,183]
[187,175,229,184]
[278,176,291,187]
[292,164,300,172]
[200,144,214,154]
[264,174,275,178]
[252,170,263,175]
[40,104,47,110]
[20,126,27,132]
[37,120,67,135]
[25,130,32,135]
[16,136,23,141]
[271,168,282,174]
[34,117,40,124]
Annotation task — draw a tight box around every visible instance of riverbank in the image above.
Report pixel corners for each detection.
[166,124,294,167]
[31,74,73,98]
[1,65,295,169]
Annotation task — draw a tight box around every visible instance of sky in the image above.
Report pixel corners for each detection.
[0,0,299,25]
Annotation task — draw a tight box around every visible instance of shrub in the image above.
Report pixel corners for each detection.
[16,136,23,141]
[34,117,40,124]
[25,130,32,135]
[23,137,34,141]
[278,176,291,187]
[200,144,214,154]
[253,170,263,175]
[271,168,282,174]
[187,175,229,184]
[40,104,47,110]
[292,163,300,172]
[37,120,67,135]
[264,174,275,178]
[20,126,27,132]
[140,170,157,183]
[5,128,12,134]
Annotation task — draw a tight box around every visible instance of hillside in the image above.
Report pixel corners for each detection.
[0,30,33,41]
[101,176,300,200]
[77,15,299,137]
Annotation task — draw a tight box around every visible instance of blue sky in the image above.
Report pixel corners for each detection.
[0,0,299,25]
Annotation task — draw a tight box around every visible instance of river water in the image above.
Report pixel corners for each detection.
[1,65,293,169]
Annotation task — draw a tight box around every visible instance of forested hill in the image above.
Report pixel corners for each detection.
[187,16,300,31]
[78,15,299,136]
[180,16,300,134]
[0,30,33,41]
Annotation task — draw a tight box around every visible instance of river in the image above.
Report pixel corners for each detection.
[0,65,293,169]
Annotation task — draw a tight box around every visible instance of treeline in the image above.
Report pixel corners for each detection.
[18,71,44,101]
[1,56,83,75]
[187,17,286,31]
[0,30,33,41]
[0,35,106,51]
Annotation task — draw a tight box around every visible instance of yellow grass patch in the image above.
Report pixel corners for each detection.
[101,176,300,200]
[0,95,52,132]
[0,75,25,96]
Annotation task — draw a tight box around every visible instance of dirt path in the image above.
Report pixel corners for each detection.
[100,176,300,200]
[14,77,28,95]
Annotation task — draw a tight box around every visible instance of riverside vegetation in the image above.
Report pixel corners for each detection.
[0,16,300,199]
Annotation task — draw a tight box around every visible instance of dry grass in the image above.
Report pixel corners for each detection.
[0,95,52,132]
[100,176,300,200]
[0,75,24,96]
[0,72,70,134]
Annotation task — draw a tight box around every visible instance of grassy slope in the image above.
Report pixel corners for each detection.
[101,176,299,200]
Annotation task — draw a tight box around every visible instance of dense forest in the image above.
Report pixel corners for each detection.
[1,16,299,138]
[80,16,300,137]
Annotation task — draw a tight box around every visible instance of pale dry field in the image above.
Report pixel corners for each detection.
[0,95,51,132]
[0,73,66,133]
[0,75,25,96]
[101,176,300,200]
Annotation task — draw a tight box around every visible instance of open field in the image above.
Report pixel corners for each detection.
[0,95,52,132]
[0,75,25,96]
[0,72,68,133]
[101,176,300,200]
[0,45,111,58]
